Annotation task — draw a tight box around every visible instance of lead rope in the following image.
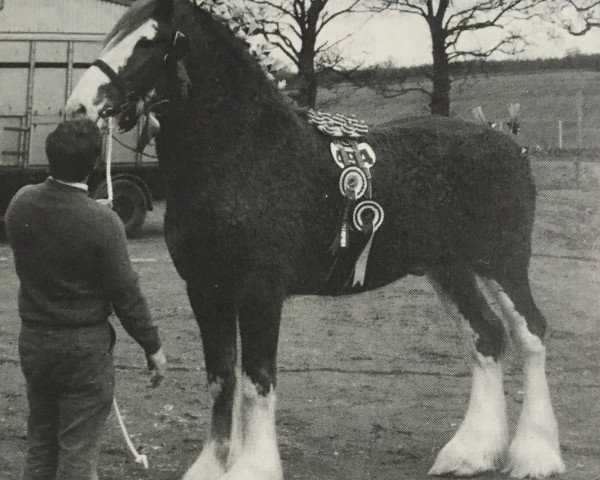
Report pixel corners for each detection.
[113,398,149,469]
[105,119,148,469]
[105,118,114,207]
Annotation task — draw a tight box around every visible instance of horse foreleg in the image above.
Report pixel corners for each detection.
[479,275,565,479]
[219,272,284,480]
[183,283,238,480]
[427,267,509,476]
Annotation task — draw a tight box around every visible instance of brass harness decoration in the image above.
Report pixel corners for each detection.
[308,109,385,294]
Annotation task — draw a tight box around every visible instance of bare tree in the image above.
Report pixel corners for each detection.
[372,0,541,115]
[551,0,600,35]
[242,0,368,107]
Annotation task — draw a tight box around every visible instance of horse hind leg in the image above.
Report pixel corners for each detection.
[182,282,239,480]
[219,270,284,480]
[478,272,565,478]
[427,265,509,477]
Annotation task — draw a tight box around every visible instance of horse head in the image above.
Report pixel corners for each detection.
[66,0,187,133]
[68,0,283,148]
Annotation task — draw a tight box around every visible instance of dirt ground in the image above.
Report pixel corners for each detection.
[0,189,598,480]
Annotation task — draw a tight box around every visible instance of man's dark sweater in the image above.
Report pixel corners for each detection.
[5,178,160,354]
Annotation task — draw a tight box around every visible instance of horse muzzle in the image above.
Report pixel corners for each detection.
[99,100,141,133]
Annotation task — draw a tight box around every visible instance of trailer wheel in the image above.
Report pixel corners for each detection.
[93,179,147,237]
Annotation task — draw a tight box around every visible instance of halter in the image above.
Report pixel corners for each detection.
[92,59,140,132]
[94,30,191,132]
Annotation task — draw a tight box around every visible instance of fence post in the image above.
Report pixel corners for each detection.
[575,91,583,189]
[558,119,563,149]
[576,90,583,149]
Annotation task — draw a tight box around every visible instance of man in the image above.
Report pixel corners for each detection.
[5,119,167,480]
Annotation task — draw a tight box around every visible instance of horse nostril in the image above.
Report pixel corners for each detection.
[74,104,87,116]
[67,102,87,118]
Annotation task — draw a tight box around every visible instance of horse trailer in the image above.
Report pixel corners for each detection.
[0,0,160,236]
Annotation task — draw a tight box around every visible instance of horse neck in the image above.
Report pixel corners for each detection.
[159,18,312,179]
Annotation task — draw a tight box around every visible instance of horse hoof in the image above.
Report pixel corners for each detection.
[182,442,227,480]
[503,435,565,478]
[218,456,283,480]
[182,462,226,480]
[428,429,508,476]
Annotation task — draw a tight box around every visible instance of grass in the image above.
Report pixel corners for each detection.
[317,69,600,151]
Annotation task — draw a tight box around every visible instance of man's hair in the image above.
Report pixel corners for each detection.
[46,119,103,182]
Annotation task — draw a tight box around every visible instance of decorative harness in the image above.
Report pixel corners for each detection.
[307,110,385,294]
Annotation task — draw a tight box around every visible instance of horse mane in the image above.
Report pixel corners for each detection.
[194,8,269,75]
[104,0,273,89]
[104,0,160,46]
[187,6,289,109]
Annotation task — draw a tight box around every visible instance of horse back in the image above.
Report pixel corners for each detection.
[360,115,536,286]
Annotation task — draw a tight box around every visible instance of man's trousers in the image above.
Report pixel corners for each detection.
[19,322,115,480]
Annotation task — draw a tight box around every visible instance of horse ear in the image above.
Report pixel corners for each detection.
[172,31,190,58]
[164,31,190,63]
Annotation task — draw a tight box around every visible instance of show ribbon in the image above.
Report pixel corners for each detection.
[352,233,375,287]
[113,398,149,469]
[351,200,385,287]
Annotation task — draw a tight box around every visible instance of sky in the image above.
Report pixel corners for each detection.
[316,8,600,68]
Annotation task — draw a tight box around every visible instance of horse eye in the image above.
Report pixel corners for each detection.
[137,38,155,49]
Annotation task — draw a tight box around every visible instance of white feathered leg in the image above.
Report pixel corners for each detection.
[219,375,283,480]
[481,280,565,478]
[429,352,509,476]
[428,277,509,476]
[182,378,236,480]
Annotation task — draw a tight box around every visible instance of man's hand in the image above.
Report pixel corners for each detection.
[95,198,113,208]
[146,348,167,388]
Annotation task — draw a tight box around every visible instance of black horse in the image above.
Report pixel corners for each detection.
[66,0,565,478]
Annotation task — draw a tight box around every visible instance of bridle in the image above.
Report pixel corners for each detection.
[92,59,141,132]
[93,30,190,133]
